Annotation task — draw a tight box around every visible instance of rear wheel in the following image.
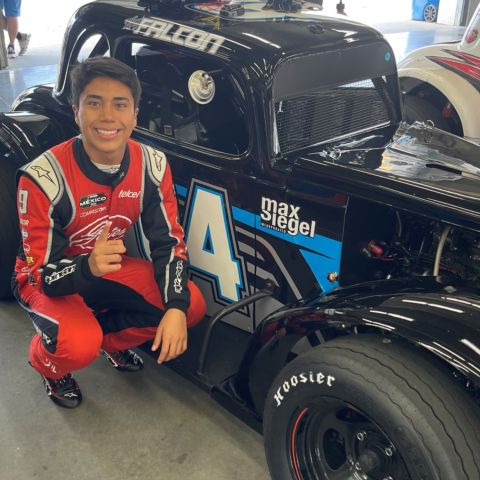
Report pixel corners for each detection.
[403,95,449,131]
[263,335,480,480]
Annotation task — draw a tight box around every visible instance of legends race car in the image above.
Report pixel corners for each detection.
[0,1,479,479]
[399,3,480,143]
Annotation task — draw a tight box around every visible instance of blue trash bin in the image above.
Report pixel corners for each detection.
[412,0,440,21]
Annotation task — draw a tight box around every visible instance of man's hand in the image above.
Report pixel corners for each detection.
[151,308,187,363]
[88,221,127,277]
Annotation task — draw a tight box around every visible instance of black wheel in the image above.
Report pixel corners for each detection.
[0,158,21,299]
[403,95,449,131]
[263,335,480,480]
[423,3,438,22]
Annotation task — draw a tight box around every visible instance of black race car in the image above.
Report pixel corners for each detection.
[1,1,479,478]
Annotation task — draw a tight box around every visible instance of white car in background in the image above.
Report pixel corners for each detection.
[399,4,480,143]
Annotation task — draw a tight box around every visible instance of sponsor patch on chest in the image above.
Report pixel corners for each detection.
[119,189,140,199]
[79,193,107,209]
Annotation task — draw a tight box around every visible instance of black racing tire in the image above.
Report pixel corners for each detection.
[0,160,21,299]
[263,334,480,480]
[403,95,449,131]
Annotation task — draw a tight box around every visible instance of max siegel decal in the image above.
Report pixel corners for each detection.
[261,197,316,237]
[274,371,336,407]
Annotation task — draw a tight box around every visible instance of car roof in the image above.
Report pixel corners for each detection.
[81,0,387,62]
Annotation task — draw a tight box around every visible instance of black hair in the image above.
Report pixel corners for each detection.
[69,57,142,108]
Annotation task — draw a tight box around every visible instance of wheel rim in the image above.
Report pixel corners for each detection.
[289,400,410,480]
[423,4,437,22]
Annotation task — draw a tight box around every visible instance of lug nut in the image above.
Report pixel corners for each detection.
[356,431,367,441]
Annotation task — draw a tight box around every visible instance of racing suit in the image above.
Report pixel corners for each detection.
[12,137,206,379]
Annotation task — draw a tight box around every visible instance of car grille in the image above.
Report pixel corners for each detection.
[274,78,392,154]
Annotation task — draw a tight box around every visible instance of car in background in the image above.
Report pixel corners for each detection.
[399,3,480,143]
[412,0,440,22]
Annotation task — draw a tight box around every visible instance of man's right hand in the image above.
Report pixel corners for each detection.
[88,221,126,277]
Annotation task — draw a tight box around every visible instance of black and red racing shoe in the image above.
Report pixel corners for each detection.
[102,349,144,372]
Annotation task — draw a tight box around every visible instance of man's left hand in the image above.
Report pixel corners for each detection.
[151,308,187,363]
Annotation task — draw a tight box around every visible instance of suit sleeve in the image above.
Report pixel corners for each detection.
[17,174,97,296]
[140,158,190,313]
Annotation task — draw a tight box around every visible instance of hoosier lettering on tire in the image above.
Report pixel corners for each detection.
[263,335,480,480]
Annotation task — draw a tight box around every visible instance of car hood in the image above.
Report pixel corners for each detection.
[297,122,480,227]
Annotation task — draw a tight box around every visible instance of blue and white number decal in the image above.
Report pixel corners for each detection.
[184,180,247,303]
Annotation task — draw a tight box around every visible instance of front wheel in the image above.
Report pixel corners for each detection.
[263,335,480,480]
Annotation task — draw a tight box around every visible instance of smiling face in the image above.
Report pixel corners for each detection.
[73,76,138,165]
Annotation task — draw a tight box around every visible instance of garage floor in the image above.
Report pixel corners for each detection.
[0,1,468,479]
[0,301,269,480]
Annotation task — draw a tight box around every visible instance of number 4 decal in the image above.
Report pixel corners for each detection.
[184,181,247,303]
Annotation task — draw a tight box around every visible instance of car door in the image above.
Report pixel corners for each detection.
[118,39,261,334]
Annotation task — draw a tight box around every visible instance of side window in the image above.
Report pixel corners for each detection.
[76,33,110,62]
[128,42,249,156]
[60,33,110,105]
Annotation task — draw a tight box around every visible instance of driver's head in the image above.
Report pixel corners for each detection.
[70,56,142,109]
[70,57,142,164]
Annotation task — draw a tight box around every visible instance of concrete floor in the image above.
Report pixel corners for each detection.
[0,300,269,480]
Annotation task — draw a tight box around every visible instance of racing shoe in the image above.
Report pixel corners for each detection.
[17,33,31,55]
[41,373,82,408]
[102,349,144,372]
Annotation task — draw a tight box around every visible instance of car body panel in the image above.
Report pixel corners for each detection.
[399,4,480,141]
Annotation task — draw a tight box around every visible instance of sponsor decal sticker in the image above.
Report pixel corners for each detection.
[21,229,29,239]
[26,256,35,265]
[20,218,29,226]
[79,193,107,209]
[274,371,336,407]
[261,197,316,237]
[123,16,225,55]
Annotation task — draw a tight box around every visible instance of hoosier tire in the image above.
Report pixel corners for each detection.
[263,334,480,480]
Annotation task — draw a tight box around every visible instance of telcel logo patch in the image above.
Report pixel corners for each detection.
[79,193,107,209]
[261,197,316,237]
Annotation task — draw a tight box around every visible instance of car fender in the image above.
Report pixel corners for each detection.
[399,46,480,140]
[243,277,480,414]
[0,111,67,168]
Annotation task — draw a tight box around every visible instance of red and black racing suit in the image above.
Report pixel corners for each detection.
[12,137,206,379]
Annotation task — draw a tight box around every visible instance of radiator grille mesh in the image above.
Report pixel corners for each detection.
[274,79,392,154]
